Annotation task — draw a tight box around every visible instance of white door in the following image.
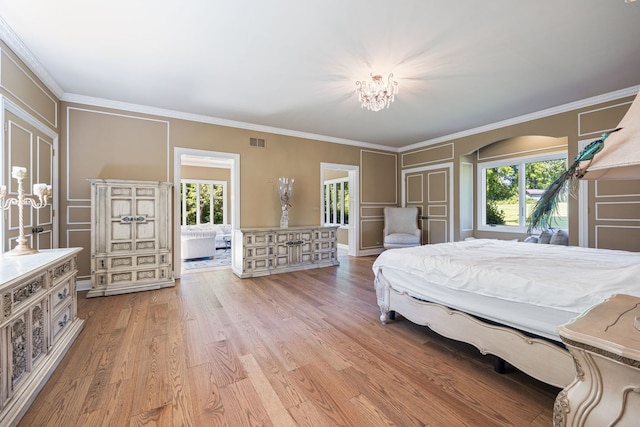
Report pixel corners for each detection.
[3,109,55,252]
[405,165,451,244]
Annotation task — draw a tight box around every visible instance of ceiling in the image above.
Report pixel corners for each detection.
[0,0,639,150]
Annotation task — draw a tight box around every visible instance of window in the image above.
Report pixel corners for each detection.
[181,180,227,226]
[323,178,349,226]
[478,153,567,233]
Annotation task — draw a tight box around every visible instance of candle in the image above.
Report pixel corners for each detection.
[0,185,6,197]
[11,166,27,179]
[33,183,47,196]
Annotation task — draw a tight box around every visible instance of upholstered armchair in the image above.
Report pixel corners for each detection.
[383,207,421,249]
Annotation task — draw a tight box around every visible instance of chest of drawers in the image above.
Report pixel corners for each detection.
[232,226,339,278]
[0,248,83,426]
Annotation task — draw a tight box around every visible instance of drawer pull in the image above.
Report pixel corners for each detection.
[58,314,69,328]
[57,288,69,301]
[121,215,147,223]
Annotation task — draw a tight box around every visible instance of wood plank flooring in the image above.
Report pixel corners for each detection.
[19,255,559,426]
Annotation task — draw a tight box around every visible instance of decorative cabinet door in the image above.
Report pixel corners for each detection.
[88,179,174,297]
[273,229,313,269]
[108,185,158,254]
[8,295,47,398]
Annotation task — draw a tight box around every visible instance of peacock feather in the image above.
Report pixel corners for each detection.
[526,128,622,233]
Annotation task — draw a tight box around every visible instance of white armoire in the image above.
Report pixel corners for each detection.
[87,179,174,297]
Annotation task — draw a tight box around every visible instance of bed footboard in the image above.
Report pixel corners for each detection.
[375,276,575,388]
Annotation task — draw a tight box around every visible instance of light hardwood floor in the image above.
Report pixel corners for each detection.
[19,254,558,426]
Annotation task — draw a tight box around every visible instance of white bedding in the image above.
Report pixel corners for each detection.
[372,239,640,340]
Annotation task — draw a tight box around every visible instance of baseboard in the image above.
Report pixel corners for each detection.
[76,279,91,292]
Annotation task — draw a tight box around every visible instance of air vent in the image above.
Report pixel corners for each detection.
[249,137,266,148]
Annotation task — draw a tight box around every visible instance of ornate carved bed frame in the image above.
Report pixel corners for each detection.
[375,276,576,388]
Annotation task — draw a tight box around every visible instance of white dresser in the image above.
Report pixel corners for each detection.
[0,248,83,427]
[87,179,174,297]
[232,226,339,278]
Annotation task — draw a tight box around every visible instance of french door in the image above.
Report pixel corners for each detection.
[404,164,452,244]
[2,99,57,252]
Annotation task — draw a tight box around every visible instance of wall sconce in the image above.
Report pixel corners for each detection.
[0,166,51,256]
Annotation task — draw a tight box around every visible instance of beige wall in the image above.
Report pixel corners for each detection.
[1,37,638,283]
[58,103,396,278]
[0,41,60,255]
[400,97,640,249]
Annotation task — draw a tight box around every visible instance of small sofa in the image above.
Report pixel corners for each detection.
[181,224,233,260]
[181,224,216,260]
[213,224,232,249]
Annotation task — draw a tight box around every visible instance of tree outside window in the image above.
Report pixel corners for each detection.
[181,180,226,226]
[324,178,349,226]
[480,154,567,232]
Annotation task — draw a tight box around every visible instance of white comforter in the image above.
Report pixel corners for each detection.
[372,239,640,313]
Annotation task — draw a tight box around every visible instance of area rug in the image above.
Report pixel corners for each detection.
[182,248,231,271]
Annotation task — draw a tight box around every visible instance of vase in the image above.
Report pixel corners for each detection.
[280,207,289,228]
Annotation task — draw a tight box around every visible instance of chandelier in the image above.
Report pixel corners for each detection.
[355,73,398,112]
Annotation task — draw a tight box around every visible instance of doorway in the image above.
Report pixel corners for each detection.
[173,148,240,278]
[320,163,359,256]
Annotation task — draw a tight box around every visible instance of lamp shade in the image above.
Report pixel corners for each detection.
[582,93,640,180]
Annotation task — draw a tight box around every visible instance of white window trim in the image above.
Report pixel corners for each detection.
[323,177,349,226]
[477,151,567,234]
[180,179,227,226]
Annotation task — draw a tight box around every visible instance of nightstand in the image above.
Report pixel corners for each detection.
[554,294,640,427]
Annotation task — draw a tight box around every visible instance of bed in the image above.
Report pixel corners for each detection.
[372,239,640,388]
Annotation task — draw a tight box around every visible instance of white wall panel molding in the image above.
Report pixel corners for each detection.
[595,181,640,198]
[401,143,453,168]
[578,100,633,137]
[360,150,397,205]
[405,173,424,204]
[65,106,170,202]
[0,49,58,128]
[401,86,639,153]
[427,170,448,204]
[476,144,566,162]
[595,201,640,222]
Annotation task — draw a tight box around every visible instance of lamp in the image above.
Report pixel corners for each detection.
[0,166,52,256]
[355,73,398,112]
[580,93,640,180]
[278,176,294,228]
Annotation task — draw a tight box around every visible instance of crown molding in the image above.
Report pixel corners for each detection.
[0,16,391,151]
[0,16,64,98]
[400,85,640,153]
[62,93,393,152]
[2,14,637,154]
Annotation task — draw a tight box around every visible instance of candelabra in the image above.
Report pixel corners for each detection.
[0,166,52,256]
[278,176,294,228]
